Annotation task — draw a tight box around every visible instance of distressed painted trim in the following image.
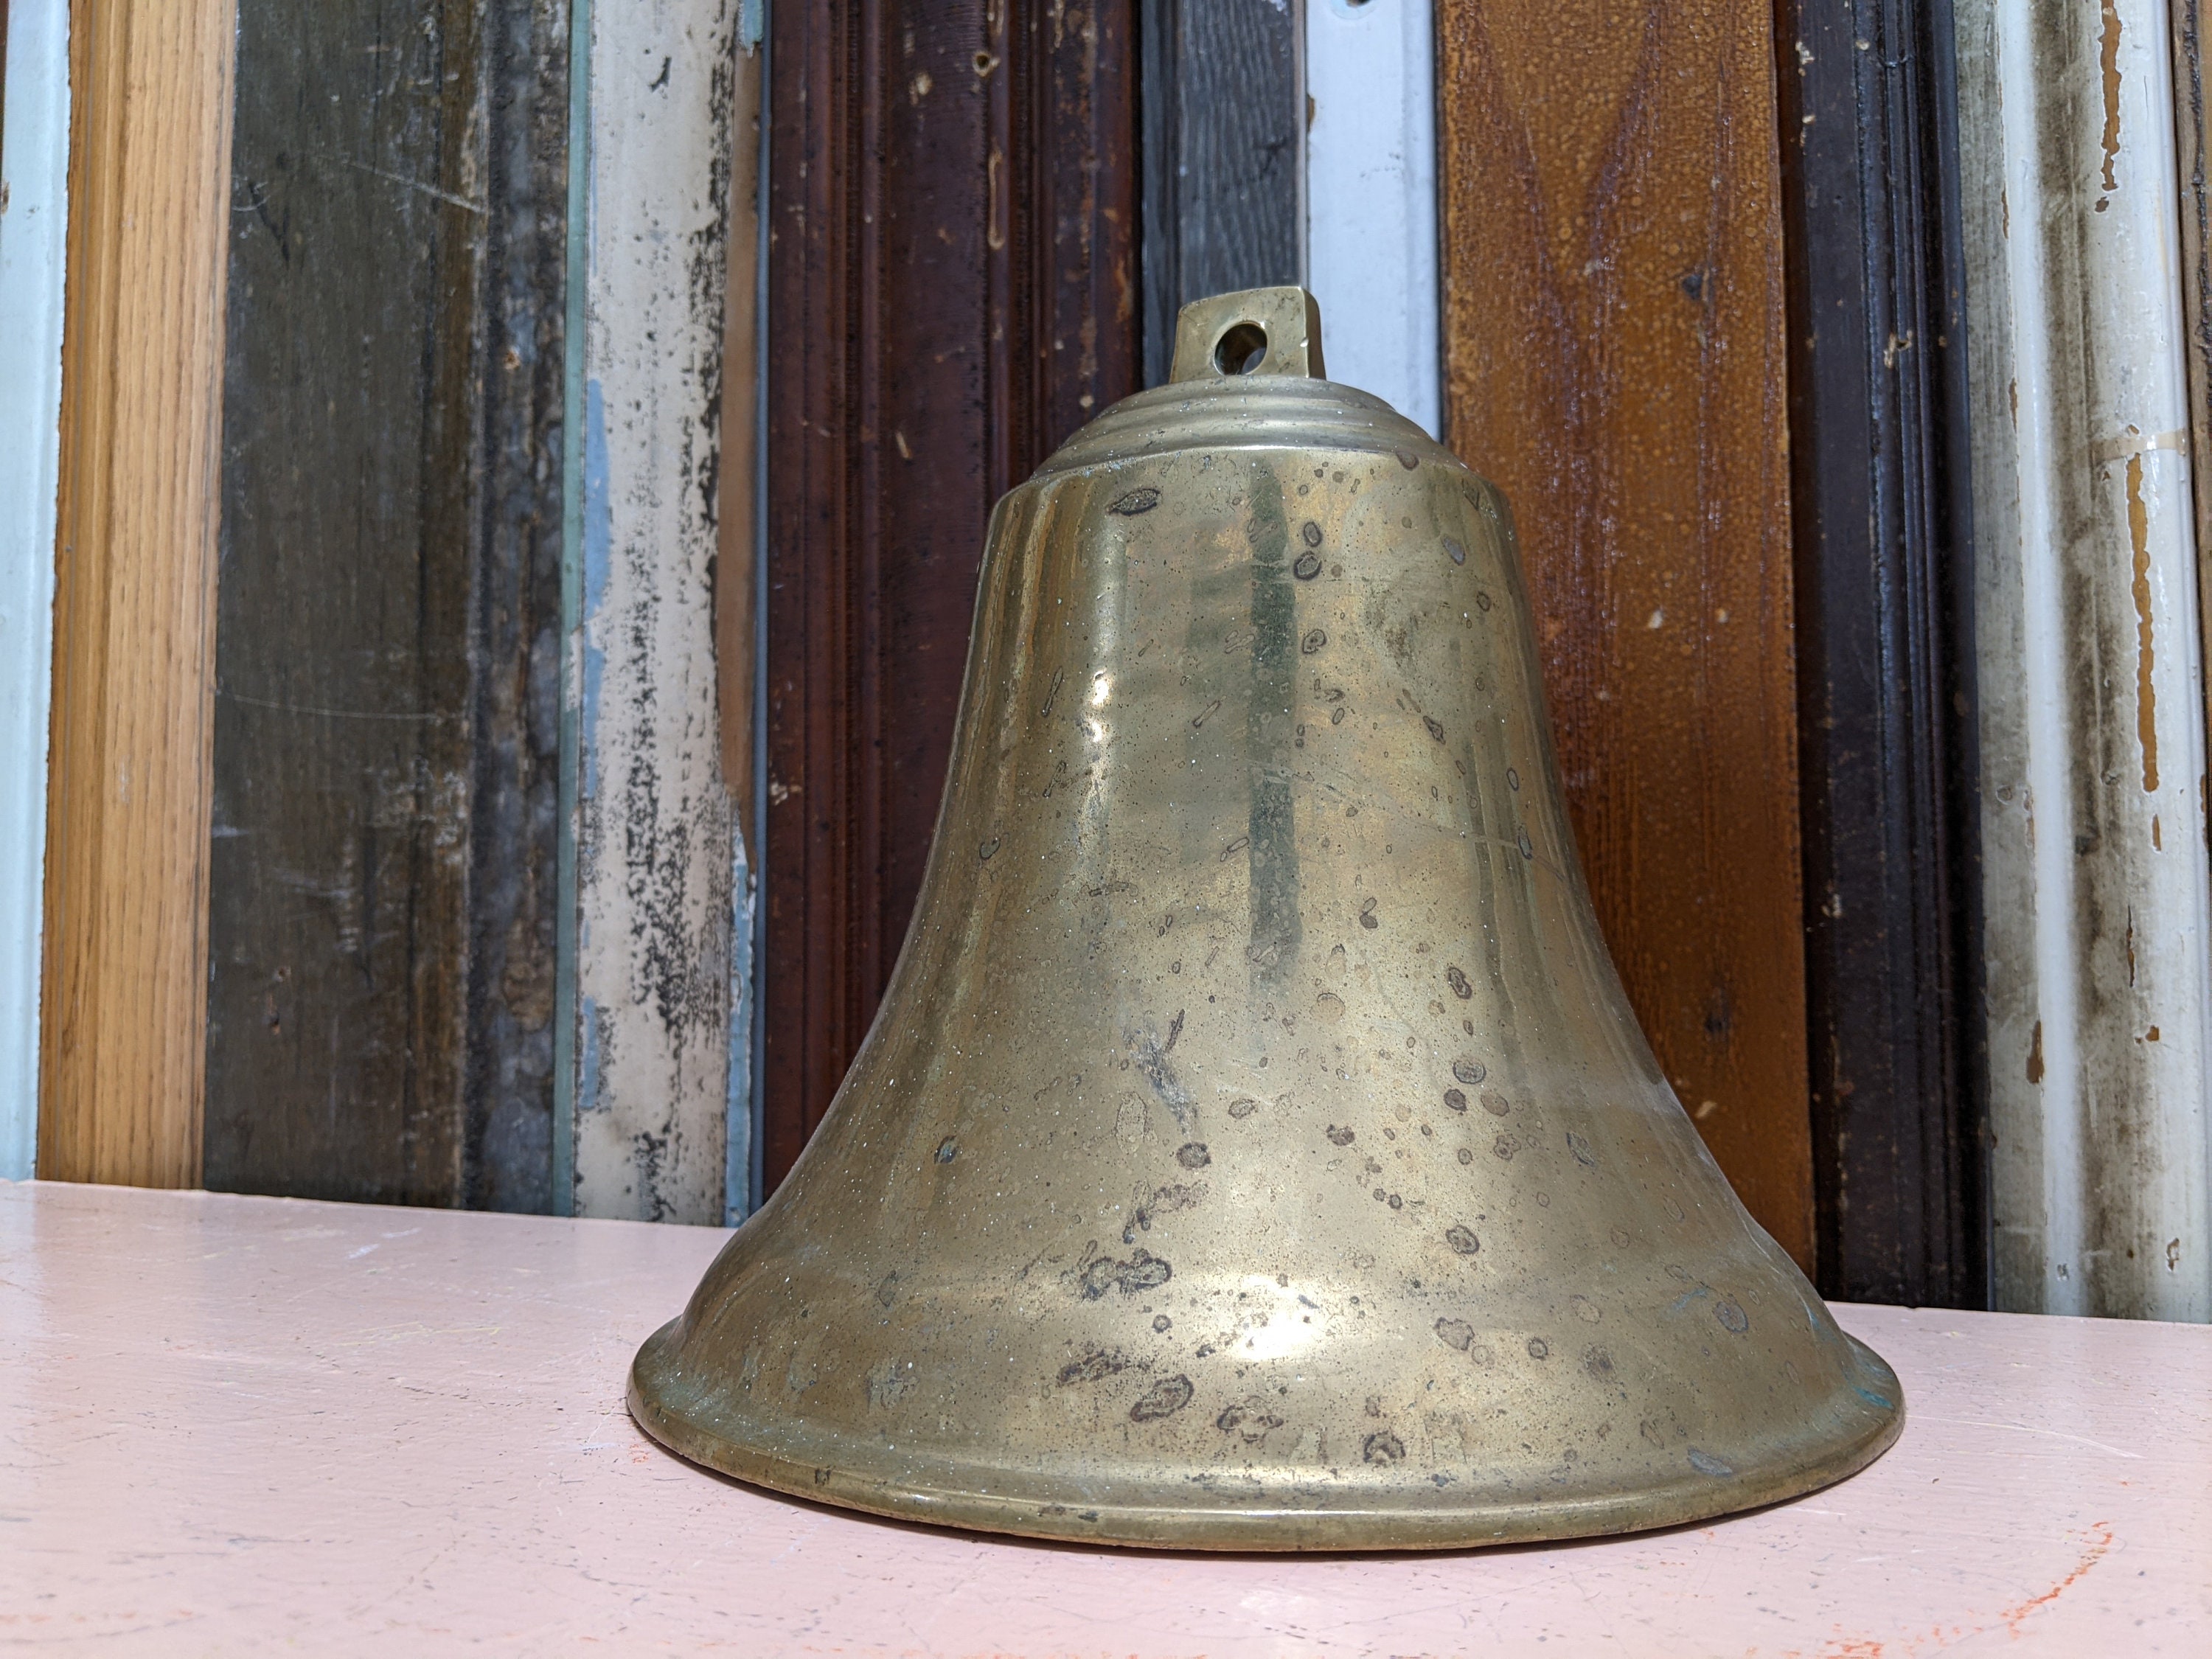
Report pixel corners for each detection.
[1303,0,1441,436]
[725,831,754,1225]
[1958,0,2212,1319]
[736,21,771,1226]
[571,0,741,1224]
[555,0,594,1219]
[0,0,72,1180]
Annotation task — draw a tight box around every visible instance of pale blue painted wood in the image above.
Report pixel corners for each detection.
[0,1,72,1179]
[1305,0,1440,436]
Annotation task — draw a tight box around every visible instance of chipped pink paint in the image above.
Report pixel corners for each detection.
[4,1181,2207,1654]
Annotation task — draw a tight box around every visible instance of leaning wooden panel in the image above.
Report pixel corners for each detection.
[201,1,568,1211]
[39,0,238,1186]
[1436,1,1812,1265]
[762,1,1140,1189]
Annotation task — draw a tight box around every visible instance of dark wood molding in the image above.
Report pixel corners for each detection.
[762,1,1139,1189]
[1773,0,1987,1305]
[1138,0,1301,388]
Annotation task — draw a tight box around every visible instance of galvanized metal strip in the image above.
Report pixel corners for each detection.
[1957,0,2212,1319]
[0,0,72,1180]
[1304,0,1441,437]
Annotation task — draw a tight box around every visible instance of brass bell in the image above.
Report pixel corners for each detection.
[631,287,1901,1550]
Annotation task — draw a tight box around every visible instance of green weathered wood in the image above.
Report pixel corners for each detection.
[206,0,567,1208]
[1139,0,1303,387]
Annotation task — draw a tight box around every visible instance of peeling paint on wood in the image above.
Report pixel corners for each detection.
[205,0,568,1211]
[571,0,741,1224]
[1958,0,2212,1320]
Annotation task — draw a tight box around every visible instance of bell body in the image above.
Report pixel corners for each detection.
[630,290,1901,1550]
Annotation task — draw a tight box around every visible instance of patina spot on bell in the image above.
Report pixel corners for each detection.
[627,286,1902,1551]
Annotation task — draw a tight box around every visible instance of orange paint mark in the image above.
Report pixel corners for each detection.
[2127,454,2159,790]
[2152,813,2163,849]
[2100,0,2124,200]
[2002,1521,2114,1635]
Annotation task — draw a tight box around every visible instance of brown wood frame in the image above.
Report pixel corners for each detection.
[1436,1,1814,1267]
[39,0,237,1186]
[761,1,1141,1189]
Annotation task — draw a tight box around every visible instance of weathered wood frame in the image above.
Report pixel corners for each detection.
[1138,0,1302,389]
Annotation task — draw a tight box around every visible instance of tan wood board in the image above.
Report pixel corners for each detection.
[1436,1,1812,1265]
[38,0,237,1186]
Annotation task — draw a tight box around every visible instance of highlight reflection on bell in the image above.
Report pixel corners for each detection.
[630,286,1902,1550]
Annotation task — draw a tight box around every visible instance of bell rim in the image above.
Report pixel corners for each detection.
[627,1319,1905,1553]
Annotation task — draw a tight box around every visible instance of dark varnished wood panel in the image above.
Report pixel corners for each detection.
[1437,0,1814,1266]
[1775,0,1983,1305]
[762,2,1139,1187]
[205,1,566,1208]
[1138,0,1301,387]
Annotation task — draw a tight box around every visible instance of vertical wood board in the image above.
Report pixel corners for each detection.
[204,0,568,1211]
[716,41,764,1221]
[1304,0,1441,435]
[39,0,236,1187]
[1436,0,1813,1266]
[571,0,740,1224]
[0,0,70,1179]
[1138,0,1301,387]
[1773,0,1986,1307]
[762,1,1140,1188]
[1958,0,2212,1321]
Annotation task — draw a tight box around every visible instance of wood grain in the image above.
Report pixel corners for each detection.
[1436,0,1813,1265]
[39,0,238,1186]
[1775,0,1983,1305]
[762,1,1140,1188]
[1138,0,1302,386]
[201,1,569,1211]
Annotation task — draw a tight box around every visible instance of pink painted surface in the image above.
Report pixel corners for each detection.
[2,1181,2206,1655]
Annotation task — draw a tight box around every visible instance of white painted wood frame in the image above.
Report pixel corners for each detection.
[561,0,747,1224]
[1302,0,1441,437]
[0,1,72,1180]
[1956,0,2212,1319]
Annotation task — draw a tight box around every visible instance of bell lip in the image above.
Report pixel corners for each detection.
[626,1319,1905,1554]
